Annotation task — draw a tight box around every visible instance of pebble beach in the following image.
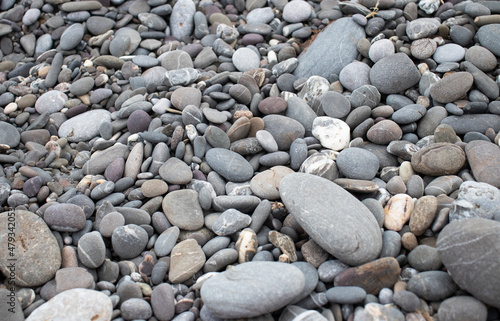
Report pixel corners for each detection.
[0,0,499,320]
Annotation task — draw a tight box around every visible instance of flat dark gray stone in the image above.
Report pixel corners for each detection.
[440,114,500,134]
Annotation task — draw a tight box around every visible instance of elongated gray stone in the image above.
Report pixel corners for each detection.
[58,110,111,143]
[82,144,129,175]
[205,148,254,182]
[201,262,305,319]
[279,173,382,265]
[170,0,196,40]
[294,18,365,79]
[440,114,500,135]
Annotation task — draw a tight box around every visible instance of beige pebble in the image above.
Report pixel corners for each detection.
[401,232,418,251]
[141,179,168,198]
[269,230,297,262]
[393,281,407,293]
[61,246,78,268]
[4,102,18,114]
[78,94,91,105]
[399,161,415,183]
[235,228,258,263]
[38,65,51,77]
[137,282,152,297]
[384,194,414,231]
[409,195,438,236]
[420,237,437,248]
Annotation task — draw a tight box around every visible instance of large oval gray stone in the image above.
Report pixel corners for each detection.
[201,261,305,319]
[205,148,254,182]
[162,190,204,230]
[263,115,305,150]
[294,18,365,79]
[58,110,111,143]
[0,121,20,148]
[437,218,500,308]
[0,210,61,287]
[369,53,421,94]
[279,173,382,265]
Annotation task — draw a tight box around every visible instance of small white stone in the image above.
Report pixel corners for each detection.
[185,124,198,142]
[84,59,93,68]
[26,288,112,321]
[4,102,17,114]
[312,117,350,151]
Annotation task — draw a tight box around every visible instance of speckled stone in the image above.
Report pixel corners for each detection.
[0,210,61,287]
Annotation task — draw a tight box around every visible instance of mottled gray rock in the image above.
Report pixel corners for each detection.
[35,90,68,114]
[280,173,382,265]
[0,210,61,287]
[212,209,252,236]
[354,303,405,321]
[449,181,500,222]
[170,0,196,40]
[406,18,440,40]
